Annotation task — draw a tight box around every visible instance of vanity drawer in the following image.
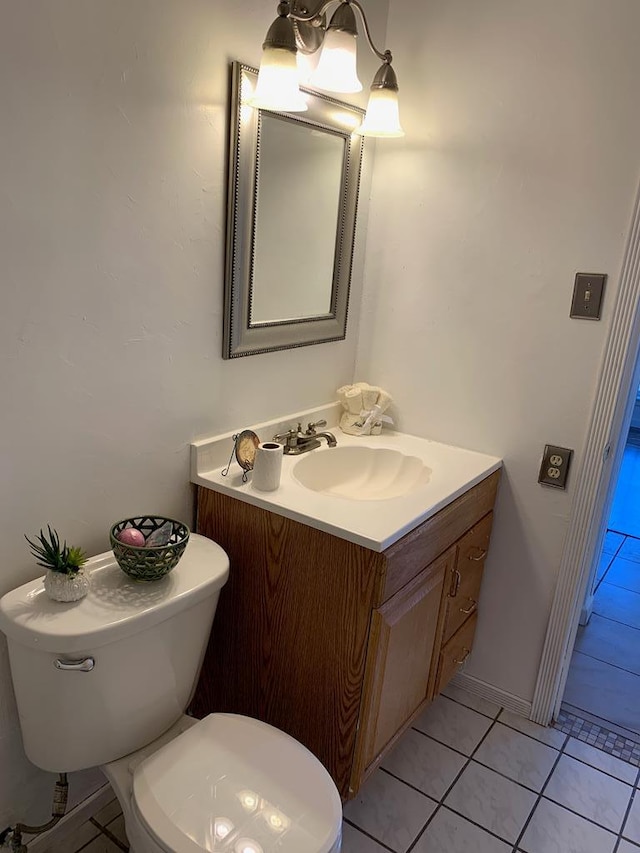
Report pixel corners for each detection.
[442,512,493,643]
[379,473,499,604]
[434,612,478,695]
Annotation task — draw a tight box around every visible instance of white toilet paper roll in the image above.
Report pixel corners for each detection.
[252,442,284,491]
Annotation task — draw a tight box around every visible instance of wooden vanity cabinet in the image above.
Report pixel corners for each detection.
[191,469,499,800]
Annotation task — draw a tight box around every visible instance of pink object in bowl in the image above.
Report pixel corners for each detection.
[116,528,146,547]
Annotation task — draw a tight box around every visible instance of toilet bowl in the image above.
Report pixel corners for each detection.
[0,534,342,853]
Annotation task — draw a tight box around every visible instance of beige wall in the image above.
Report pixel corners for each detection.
[357,0,640,704]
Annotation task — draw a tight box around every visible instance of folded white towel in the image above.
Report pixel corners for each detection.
[336,382,393,435]
[337,384,363,415]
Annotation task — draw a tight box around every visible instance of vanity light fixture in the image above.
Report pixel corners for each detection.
[250,0,404,137]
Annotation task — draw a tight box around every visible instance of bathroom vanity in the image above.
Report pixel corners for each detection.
[190,409,501,800]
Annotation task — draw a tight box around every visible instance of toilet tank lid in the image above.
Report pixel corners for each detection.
[0,534,229,654]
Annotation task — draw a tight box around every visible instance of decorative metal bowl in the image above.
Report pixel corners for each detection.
[109,516,190,582]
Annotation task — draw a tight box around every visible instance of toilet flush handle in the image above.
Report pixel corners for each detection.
[54,657,95,672]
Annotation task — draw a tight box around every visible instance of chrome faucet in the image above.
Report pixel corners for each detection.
[272,420,338,455]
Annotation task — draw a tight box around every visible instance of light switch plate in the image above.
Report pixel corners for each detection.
[570,272,606,320]
[538,445,573,489]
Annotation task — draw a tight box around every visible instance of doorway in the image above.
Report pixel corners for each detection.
[531,181,640,729]
[562,388,640,737]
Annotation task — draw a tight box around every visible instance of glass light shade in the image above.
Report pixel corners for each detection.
[247,47,307,112]
[356,87,404,137]
[310,29,362,93]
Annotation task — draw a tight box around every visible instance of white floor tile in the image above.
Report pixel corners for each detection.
[474,722,557,791]
[594,582,640,631]
[623,791,640,844]
[544,754,632,832]
[76,835,123,853]
[41,820,101,853]
[92,797,121,828]
[343,769,437,853]
[619,839,640,852]
[565,737,638,784]
[519,798,617,853]
[341,822,389,852]
[104,814,127,846]
[574,613,640,677]
[444,761,536,844]
[563,651,640,735]
[413,695,493,755]
[603,530,625,556]
[440,684,501,719]
[382,728,466,800]
[498,709,566,749]
[412,806,511,853]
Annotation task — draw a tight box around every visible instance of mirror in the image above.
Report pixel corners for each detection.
[223,62,365,359]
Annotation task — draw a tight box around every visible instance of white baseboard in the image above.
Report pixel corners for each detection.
[27,784,114,851]
[452,672,532,719]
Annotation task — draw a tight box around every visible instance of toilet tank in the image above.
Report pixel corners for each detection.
[0,533,229,773]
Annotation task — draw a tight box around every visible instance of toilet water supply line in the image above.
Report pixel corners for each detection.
[0,774,69,852]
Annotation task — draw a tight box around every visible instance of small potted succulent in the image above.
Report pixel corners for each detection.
[25,526,89,602]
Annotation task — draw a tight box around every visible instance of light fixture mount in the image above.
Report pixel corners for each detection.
[254,0,404,136]
[371,59,397,91]
[262,2,298,53]
[287,0,390,61]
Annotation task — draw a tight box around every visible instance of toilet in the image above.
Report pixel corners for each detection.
[0,534,342,853]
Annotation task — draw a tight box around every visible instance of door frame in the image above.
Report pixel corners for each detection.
[531,180,640,725]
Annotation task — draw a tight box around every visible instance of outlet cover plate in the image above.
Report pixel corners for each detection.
[570,273,606,320]
[538,445,573,489]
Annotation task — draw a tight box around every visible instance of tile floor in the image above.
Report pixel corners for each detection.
[563,446,640,735]
[57,685,640,853]
[45,797,128,852]
[344,686,640,853]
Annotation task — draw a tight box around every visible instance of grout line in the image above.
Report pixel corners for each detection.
[586,600,640,631]
[409,726,476,760]
[74,824,106,853]
[511,730,568,850]
[438,691,501,721]
[378,767,438,804]
[406,716,507,852]
[571,646,640,681]
[614,783,638,853]
[88,818,128,852]
[563,741,639,784]
[496,709,568,750]
[341,817,395,852]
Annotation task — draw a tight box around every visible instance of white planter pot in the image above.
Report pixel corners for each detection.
[44,569,89,602]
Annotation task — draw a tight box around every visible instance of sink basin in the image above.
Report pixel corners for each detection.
[292,446,432,501]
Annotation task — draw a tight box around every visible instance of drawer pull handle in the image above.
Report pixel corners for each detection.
[54,657,95,672]
[450,570,461,597]
[468,547,488,562]
[454,647,471,666]
[459,599,477,615]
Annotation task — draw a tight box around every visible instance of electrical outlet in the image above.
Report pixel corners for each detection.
[538,445,573,489]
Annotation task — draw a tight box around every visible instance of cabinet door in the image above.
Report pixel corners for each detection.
[351,549,453,791]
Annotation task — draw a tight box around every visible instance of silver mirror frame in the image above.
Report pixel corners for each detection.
[223,62,365,359]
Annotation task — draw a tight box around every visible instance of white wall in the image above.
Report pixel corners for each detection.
[0,0,388,826]
[357,0,640,703]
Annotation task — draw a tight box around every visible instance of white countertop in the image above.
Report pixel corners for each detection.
[191,404,502,552]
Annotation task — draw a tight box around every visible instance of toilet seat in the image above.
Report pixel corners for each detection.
[131,713,342,853]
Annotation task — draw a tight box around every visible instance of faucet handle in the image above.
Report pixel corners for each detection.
[306,419,327,435]
[272,426,298,444]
